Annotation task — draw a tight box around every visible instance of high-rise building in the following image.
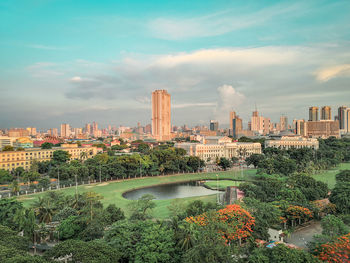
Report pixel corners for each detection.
[232,116,243,138]
[295,119,307,136]
[209,120,219,131]
[321,106,332,120]
[85,123,91,135]
[8,128,30,137]
[152,90,171,141]
[309,106,319,121]
[229,111,236,132]
[26,127,37,136]
[60,123,71,137]
[306,120,340,138]
[338,106,348,131]
[251,111,270,135]
[280,115,288,131]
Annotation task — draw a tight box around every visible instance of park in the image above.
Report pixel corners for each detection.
[17,163,350,219]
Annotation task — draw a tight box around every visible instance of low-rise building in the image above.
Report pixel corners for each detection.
[265,136,319,150]
[175,136,261,162]
[0,144,98,171]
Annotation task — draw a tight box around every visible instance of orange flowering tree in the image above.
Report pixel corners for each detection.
[315,233,350,263]
[285,205,313,226]
[186,204,255,243]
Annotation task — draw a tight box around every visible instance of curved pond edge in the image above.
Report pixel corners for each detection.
[121,178,246,199]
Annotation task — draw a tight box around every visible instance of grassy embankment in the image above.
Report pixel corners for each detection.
[311,162,350,189]
[18,169,257,219]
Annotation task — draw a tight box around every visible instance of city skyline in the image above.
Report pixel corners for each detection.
[1,0,350,128]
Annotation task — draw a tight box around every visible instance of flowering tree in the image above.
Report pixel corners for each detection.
[186,204,255,243]
[315,233,350,262]
[285,205,313,226]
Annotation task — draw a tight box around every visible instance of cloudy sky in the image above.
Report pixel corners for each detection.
[1,0,350,129]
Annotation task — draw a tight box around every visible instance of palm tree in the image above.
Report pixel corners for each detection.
[10,180,20,195]
[80,151,88,162]
[33,197,55,223]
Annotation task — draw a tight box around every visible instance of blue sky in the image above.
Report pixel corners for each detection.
[1,0,350,129]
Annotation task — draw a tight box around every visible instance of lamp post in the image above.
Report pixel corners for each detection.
[216,174,219,205]
[57,166,60,190]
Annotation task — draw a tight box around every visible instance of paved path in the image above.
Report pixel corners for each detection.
[285,221,322,248]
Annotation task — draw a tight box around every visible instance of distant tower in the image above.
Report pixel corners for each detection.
[280,115,288,131]
[229,111,236,132]
[321,106,332,120]
[309,107,319,121]
[60,123,71,137]
[152,90,171,141]
[338,106,348,130]
[210,120,219,131]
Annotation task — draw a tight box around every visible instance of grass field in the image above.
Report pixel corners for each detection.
[311,162,350,189]
[17,162,349,219]
[203,180,242,190]
[18,168,257,219]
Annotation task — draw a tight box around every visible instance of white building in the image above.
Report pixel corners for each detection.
[265,135,319,150]
[175,136,261,162]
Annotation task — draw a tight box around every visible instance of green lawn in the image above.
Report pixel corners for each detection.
[203,180,242,190]
[311,163,350,189]
[18,169,257,219]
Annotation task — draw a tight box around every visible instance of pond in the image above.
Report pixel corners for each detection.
[123,181,222,200]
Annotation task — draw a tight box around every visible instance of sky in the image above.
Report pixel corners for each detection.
[0,0,350,129]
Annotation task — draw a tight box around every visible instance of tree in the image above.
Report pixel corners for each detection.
[217,157,232,171]
[335,170,350,182]
[245,154,265,168]
[2,146,14,151]
[57,216,84,240]
[313,233,350,262]
[329,182,350,214]
[0,169,12,184]
[0,199,23,230]
[9,180,20,195]
[33,196,55,223]
[182,216,237,263]
[41,142,53,149]
[44,239,121,262]
[321,215,349,238]
[105,204,125,224]
[52,150,71,164]
[105,220,177,263]
[248,244,320,263]
[130,194,156,220]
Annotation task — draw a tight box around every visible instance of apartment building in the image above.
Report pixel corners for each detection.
[0,144,98,171]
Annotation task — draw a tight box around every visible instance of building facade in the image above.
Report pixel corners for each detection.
[321,106,332,120]
[309,106,319,121]
[175,136,261,162]
[209,120,219,131]
[152,90,171,141]
[306,120,340,138]
[265,136,319,150]
[0,144,98,171]
[60,123,71,137]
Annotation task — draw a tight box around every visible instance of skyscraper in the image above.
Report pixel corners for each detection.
[232,116,242,138]
[229,111,236,132]
[295,119,307,136]
[338,106,348,130]
[321,106,332,120]
[209,120,219,131]
[60,123,71,137]
[152,90,171,141]
[280,115,288,131]
[309,107,319,121]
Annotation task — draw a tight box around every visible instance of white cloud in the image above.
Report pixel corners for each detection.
[315,64,350,82]
[215,85,245,123]
[148,2,308,40]
[173,102,216,109]
[70,76,82,82]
